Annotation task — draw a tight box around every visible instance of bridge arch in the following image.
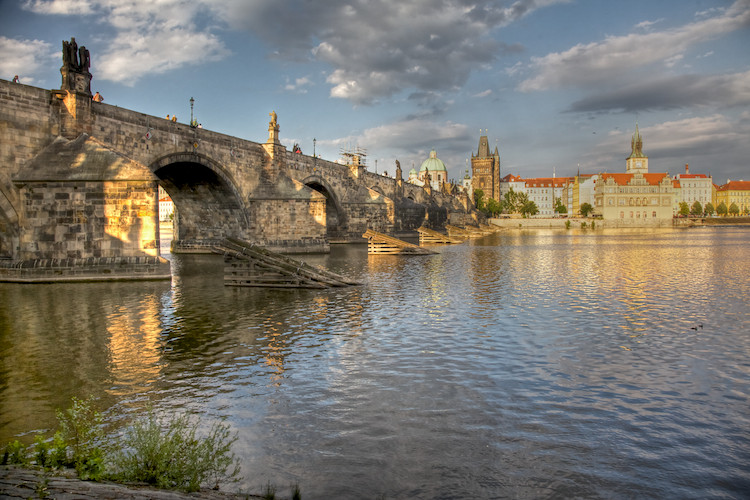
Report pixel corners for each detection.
[301,175,345,241]
[149,152,248,249]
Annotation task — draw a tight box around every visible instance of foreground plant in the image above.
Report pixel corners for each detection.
[110,410,241,492]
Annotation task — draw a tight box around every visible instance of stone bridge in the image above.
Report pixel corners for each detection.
[0,39,474,271]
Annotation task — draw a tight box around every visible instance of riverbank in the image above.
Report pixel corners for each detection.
[0,466,264,500]
[488,216,750,229]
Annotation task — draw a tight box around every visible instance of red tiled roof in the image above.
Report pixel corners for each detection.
[717,180,750,191]
[600,172,670,186]
[525,177,573,187]
[502,174,524,182]
[677,174,709,179]
[672,180,680,188]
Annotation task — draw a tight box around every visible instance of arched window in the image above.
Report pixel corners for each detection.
[652,211,657,218]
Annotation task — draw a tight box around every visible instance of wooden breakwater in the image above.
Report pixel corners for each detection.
[213,238,360,288]
[417,226,463,245]
[362,229,437,255]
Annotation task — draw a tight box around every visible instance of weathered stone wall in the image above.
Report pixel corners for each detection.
[18,180,158,260]
[0,80,59,257]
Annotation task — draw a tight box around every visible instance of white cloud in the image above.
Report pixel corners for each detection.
[284,76,312,93]
[22,0,93,15]
[473,89,493,98]
[634,18,663,30]
[22,0,231,84]
[0,36,57,84]
[210,0,567,104]
[518,0,750,92]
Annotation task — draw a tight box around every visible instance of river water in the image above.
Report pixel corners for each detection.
[1,227,749,499]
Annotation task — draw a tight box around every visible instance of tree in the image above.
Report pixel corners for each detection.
[678,201,690,216]
[473,189,485,211]
[690,201,703,216]
[579,203,593,217]
[502,188,518,213]
[554,197,567,214]
[520,200,538,218]
[704,202,715,216]
[729,202,740,216]
[717,201,728,216]
[486,198,502,217]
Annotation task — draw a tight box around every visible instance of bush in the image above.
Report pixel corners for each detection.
[2,440,28,465]
[110,410,241,492]
[56,396,106,480]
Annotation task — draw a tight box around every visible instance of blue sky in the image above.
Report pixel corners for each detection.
[1,0,749,185]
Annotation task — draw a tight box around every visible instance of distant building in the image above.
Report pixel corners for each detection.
[562,173,598,216]
[673,163,712,214]
[716,180,750,214]
[462,170,472,193]
[418,149,448,190]
[524,177,571,216]
[499,173,526,200]
[594,124,674,224]
[158,185,174,221]
[470,133,501,202]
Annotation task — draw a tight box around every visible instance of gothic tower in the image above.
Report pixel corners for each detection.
[470,132,501,201]
[626,123,648,174]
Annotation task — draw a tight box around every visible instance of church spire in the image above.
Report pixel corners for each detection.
[629,122,645,158]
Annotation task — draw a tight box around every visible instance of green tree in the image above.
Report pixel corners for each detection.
[502,188,519,213]
[520,200,538,218]
[678,201,690,216]
[485,198,501,217]
[473,189,485,211]
[690,201,703,216]
[729,202,740,216]
[717,201,728,216]
[579,202,593,217]
[704,202,715,216]
[554,197,567,214]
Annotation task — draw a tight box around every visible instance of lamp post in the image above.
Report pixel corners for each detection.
[313,138,316,158]
[189,97,194,127]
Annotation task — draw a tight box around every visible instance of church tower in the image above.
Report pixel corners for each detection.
[471,132,501,201]
[626,123,648,174]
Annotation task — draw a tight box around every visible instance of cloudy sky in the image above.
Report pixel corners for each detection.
[1,0,749,184]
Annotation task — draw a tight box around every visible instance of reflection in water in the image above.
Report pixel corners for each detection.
[1,228,749,499]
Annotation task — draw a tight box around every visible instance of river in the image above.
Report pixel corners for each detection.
[1,227,749,499]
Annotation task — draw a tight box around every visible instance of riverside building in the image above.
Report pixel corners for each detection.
[594,124,674,225]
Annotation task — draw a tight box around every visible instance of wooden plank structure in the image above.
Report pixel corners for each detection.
[479,223,500,233]
[417,226,463,245]
[213,237,361,288]
[445,224,471,239]
[362,229,437,255]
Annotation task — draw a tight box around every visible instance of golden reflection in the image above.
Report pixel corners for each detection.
[106,293,163,397]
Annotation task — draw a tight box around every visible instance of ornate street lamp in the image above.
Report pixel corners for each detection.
[189,97,194,127]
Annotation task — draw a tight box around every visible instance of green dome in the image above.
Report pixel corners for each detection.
[419,149,447,173]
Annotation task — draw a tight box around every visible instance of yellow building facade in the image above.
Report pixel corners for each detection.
[716,181,750,214]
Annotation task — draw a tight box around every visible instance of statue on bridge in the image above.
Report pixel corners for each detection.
[267,110,280,145]
[60,37,91,94]
[62,37,90,73]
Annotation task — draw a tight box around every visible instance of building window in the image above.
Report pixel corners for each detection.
[620,211,624,218]
[652,211,657,218]
[630,211,634,218]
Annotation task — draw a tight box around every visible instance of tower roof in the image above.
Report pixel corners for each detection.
[628,123,646,159]
[419,149,447,172]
